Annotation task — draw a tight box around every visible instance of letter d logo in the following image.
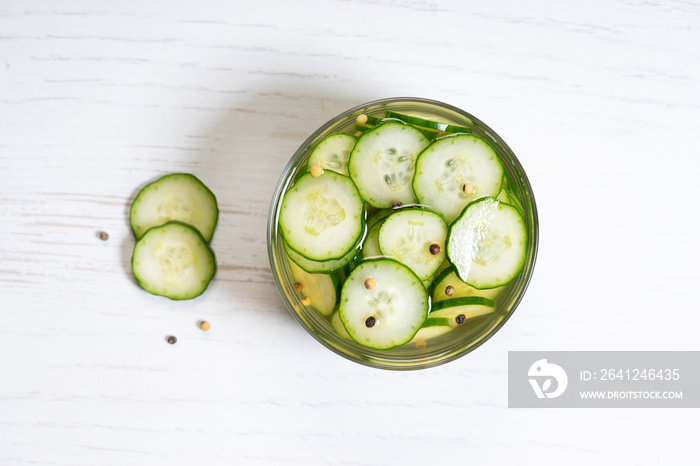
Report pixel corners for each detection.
[528,359,568,399]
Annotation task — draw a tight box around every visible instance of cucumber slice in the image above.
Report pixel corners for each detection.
[348,121,430,209]
[132,221,216,300]
[446,197,527,289]
[307,132,357,176]
[366,208,394,231]
[429,297,496,324]
[496,188,524,216]
[362,218,385,258]
[331,309,352,339]
[285,241,359,273]
[432,265,503,302]
[288,260,338,316]
[378,209,447,281]
[338,259,428,350]
[413,134,504,224]
[130,173,218,242]
[279,171,364,261]
[409,317,454,344]
[354,120,441,141]
[385,111,473,134]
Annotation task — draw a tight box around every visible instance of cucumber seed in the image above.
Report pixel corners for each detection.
[445,285,455,297]
[301,296,311,306]
[199,321,210,331]
[429,243,441,255]
[356,114,368,125]
[293,282,303,292]
[310,164,324,177]
[455,314,466,325]
[365,316,376,328]
[364,278,376,290]
[462,183,475,195]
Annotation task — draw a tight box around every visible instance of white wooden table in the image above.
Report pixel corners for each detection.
[2,1,699,464]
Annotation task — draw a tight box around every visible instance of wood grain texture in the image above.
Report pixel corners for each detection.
[1,0,699,465]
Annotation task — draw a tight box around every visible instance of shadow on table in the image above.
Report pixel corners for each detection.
[150,80,369,317]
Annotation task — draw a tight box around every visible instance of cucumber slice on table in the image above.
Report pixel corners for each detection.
[413,134,504,224]
[378,209,447,281]
[132,221,216,300]
[130,173,219,242]
[446,197,527,289]
[279,171,364,262]
[307,133,357,176]
[288,260,338,316]
[348,121,430,209]
[339,259,428,350]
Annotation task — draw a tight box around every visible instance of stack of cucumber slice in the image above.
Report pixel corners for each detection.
[280,111,529,351]
[130,173,218,300]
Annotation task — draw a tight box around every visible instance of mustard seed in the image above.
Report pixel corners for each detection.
[445,285,455,297]
[310,164,324,177]
[429,244,441,255]
[364,278,376,290]
[199,321,210,331]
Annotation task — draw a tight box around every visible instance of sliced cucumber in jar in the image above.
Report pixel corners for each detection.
[348,121,430,209]
[285,241,359,273]
[362,218,385,259]
[288,260,339,317]
[307,132,357,176]
[331,309,352,339]
[130,173,219,242]
[496,188,525,216]
[409,317,455,344]
[338,259,428,350]
[132,221,216,300]
[446,197,527,289]
[432,265,503,302]
[384,111,473,134]
[413,134,504,224]
[429,296,497,325]
[378,209,447,281]
[279,171,364,262]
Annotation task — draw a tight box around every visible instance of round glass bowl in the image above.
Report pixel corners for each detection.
[267,97,538,370]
